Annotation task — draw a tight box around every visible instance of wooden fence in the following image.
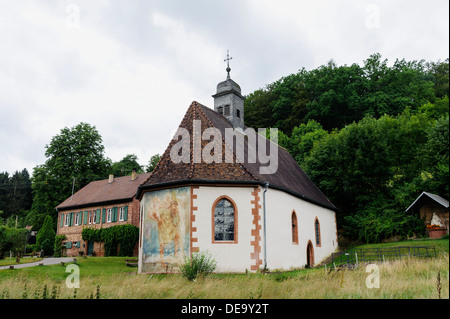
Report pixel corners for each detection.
[331,246,437,266]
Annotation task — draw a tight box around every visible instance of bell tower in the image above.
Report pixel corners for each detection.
[212,50,245,130]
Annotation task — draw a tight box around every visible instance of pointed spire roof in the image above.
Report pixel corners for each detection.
[137,101,335,211]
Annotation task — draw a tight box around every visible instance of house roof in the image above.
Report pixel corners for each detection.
[137,101,336,211]
[56,172,152,211]
[406,191,449,213]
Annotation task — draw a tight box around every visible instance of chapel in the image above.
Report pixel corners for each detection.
[136,56,338,273]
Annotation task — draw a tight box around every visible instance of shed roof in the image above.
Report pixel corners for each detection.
[406,191,449,213]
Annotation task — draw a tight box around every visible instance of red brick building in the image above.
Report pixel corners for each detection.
[56,171,151,257]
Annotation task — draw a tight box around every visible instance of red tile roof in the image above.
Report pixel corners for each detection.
[138,101,336,210]
[56,173,151,211]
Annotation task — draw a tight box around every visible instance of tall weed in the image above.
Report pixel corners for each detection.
[179,251,217,281]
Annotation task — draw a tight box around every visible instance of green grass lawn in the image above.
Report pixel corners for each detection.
[0,238,448,299]
[345,238,449,254]
[330,238,449,266]
[0,257,43,267]
[0,256,137,281]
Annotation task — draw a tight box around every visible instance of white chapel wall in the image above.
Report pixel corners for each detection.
[193,186,254,272]
[265,188,337,270]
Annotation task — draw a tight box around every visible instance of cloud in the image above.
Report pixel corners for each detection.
[0,0,448,175]
[0,1,201,172]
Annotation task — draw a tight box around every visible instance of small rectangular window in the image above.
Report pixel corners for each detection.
[74,212,82,226]
[224,105,230,116]
[237,109,241,118]
[107,208,112,222]
[119,207,125,221]
[65,214,70,226]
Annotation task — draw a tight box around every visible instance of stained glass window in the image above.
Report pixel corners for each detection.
[214,198,235,241]
[315,218,321,246]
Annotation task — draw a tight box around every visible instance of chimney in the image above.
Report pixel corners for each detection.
[108,174,114,184]
[131,168,137,181]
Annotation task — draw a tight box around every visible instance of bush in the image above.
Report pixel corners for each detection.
[344,207,426,243]
[0,226,11,259]
[40,238,53,256]
[180,251,217,281]
[53,235,67,257]
[81,225,139,257]
[36,216,55,254]
[25,244,36,254]
[3,227,29,258]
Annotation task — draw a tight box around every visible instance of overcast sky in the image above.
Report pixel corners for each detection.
[0,0,449,176]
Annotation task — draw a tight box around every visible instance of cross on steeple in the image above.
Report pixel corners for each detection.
[224,50,232,79]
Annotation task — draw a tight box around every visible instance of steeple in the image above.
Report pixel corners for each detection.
[212,50,245,130]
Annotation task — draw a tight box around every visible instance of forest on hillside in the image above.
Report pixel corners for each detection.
[244,53,449,243]
[1,53,448,246]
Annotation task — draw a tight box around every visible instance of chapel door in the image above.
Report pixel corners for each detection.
[306,241,314,267]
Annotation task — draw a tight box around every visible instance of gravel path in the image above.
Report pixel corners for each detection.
[0,257,76,270]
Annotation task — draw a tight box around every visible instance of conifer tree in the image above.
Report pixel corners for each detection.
[36,215,55,255]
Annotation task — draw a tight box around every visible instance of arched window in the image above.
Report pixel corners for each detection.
[212,197,237,243]
[292,211,298,244]
[314,217,321,247]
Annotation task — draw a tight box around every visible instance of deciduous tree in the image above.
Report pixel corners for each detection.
[31,122,110,226]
